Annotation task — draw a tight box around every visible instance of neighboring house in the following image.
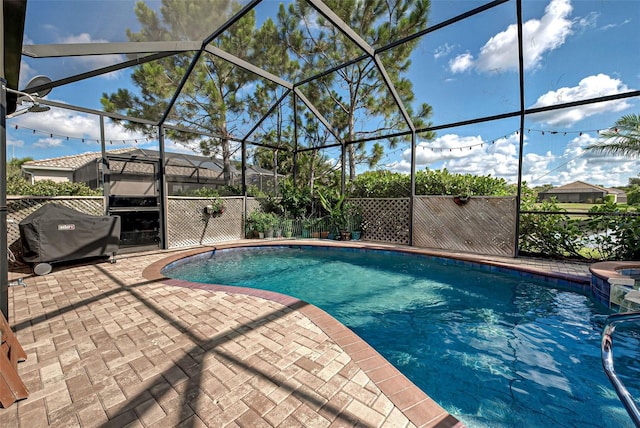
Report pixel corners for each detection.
[607,188,627,204]
[538,180,627,203]
[21,148,281,195]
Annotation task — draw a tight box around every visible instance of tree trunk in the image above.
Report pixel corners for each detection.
[348,105,356,182]
[309,150,317,195]
[222,137,232,186]
[348,144,356,182]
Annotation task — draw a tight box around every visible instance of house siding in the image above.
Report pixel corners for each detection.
[539,191,606,203]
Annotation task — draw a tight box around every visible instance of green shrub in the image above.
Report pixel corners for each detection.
[348,168,513,198]
[587,201,640,260]
[518,192,585,259]
[7,177,101,196]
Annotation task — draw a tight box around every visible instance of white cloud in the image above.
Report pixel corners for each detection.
[522,151,556,184]
[7,137,24,148]
[529,74,633,126]
[449,52,474,74]
[600,19,630,31]
[34,137,64,149]
[387,133,521,176]
[575,12,599,31]
[414,134,485,164]
[443,134,521,180]
[155,139,205,155]
[450,0,576,74]
[18,62,37,89]
[10,103,148,149]
[56,33,125,79]
[434,43,457,60]
[527,133,640,186]
[386,130,639,187]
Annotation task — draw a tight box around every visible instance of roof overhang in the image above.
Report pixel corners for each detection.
[3,0,27,114]
[22,165,75,172]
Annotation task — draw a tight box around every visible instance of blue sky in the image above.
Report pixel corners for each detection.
[7,0,640,188]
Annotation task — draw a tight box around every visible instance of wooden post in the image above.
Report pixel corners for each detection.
[0,311,28,408]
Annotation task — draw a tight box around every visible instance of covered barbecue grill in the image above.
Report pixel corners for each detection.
[19,204,120,270]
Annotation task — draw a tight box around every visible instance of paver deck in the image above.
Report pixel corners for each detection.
[1,240,592,427]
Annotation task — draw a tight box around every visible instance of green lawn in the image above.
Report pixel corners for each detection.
[533,203,636,213]
[555,203,598,212]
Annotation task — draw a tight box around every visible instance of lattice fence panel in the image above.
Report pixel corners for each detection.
[167,197,244,248]
[348,198,410,245]
[246,198,262,215]
[6,197,105,263]
[413,196,517,256]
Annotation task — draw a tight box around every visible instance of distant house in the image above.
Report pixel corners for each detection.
[21,147,280,195]
[538,180,627,203]
[607,187,628,204]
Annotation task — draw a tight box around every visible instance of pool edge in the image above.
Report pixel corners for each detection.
[142,242,465,428]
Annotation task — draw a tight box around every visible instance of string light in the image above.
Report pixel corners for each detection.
[10,124,150,144]
[10,123,616,153]
[526,127,603,136]
[422,131,512,152]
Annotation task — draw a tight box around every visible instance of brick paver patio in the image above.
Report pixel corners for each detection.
[1,241,592,427]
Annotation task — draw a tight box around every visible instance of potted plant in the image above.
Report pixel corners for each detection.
[302,217,314,238]
[247,211,276,239]
[274,217,283,238]
[348,205,363,240]
[282,218,293,238]
[204,196,225,216]
[319,191,348,240]
[246,210,261,238]
[263,212,278,239]
[319,217,330,239]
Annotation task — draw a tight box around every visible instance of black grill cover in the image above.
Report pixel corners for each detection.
[19,204,120,263]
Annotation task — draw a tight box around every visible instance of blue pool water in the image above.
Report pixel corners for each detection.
[162,246,640,427]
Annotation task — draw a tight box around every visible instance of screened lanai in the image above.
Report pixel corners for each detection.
[2,0,640,319]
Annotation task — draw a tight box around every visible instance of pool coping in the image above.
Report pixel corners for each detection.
[590,261,640,285]
[590,261,640,309]
[142,240,592,427]
[144,241,473,427]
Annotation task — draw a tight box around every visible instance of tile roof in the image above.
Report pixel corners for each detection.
[22,148,133,170]
[22,148,278,177]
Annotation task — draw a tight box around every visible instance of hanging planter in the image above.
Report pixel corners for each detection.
[204,197,225,216]
[453,195,470,206]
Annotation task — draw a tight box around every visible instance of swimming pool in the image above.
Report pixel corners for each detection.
[161,246,640,427]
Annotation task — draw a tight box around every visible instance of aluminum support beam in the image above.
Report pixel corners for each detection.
[0,0,7,320]
[0,80,7,320]
[242,89,292,142]
[373,54,415,131]
[307,0,414,131]
[22,52,178,96]
[306,0,373,55]
[515,0,526,257]
[204,46,292,89]
[22,41,201,58]
[294,88,343,144]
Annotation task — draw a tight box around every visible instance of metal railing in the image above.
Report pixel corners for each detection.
[602,312,640,427]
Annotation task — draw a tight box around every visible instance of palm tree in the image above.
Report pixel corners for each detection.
[585,113,640,158]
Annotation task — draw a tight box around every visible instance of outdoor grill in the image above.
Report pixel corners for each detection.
[19,204,121,272]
